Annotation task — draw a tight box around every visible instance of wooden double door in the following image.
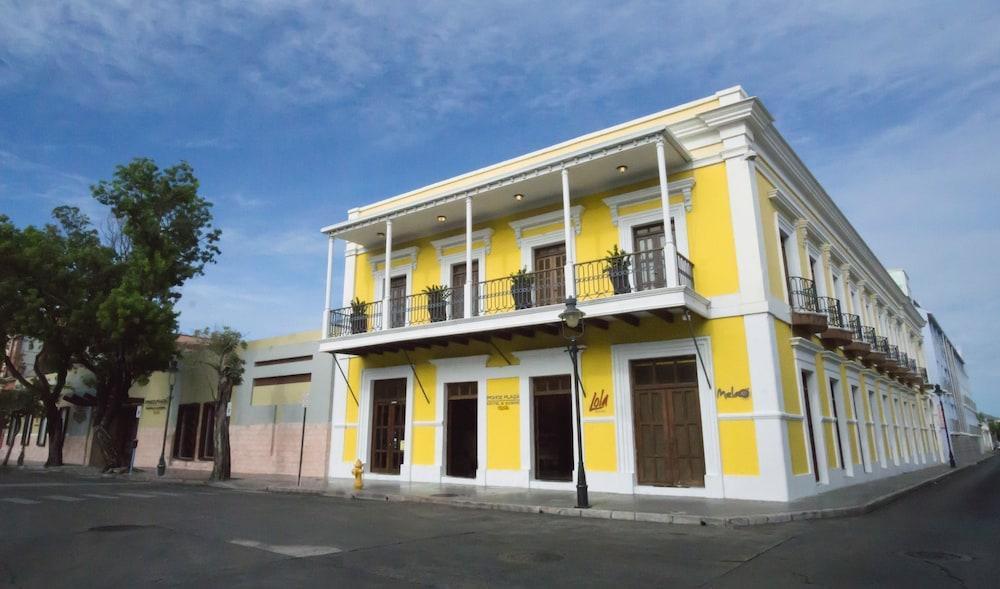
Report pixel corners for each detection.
[533,243,566,307]
[370,378,406,474]
[630,356,705,487]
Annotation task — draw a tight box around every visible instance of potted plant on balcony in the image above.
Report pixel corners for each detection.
[349,297,368,334]
[510,267,534,310]
[423,284,450,323]
[604,244,632,295]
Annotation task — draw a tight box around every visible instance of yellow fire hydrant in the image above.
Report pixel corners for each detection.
[352,459,364,490]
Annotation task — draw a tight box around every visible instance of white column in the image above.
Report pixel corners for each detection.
[561,168,576,298]
[656,138,679,287]
[382,220,392,330]
[322,235,335,338]
[464,196,473,318]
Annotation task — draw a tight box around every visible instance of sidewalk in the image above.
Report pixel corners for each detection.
[19,454,995,527]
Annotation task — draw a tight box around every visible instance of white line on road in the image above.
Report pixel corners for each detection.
[81,494,120,499]
[1,498,41,505]
[229,539,342,558]
[43,495,84,502]
[142,491,183,496]
[116,493,157,498]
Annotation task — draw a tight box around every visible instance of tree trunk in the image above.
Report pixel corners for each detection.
[44,400,64,467]
[210,382,232,480]
[93,380,125,472]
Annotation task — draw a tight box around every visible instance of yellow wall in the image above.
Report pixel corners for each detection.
[486,377,520,470]
[756,172,786,299]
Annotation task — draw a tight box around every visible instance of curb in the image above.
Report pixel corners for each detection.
[255,456,994,527]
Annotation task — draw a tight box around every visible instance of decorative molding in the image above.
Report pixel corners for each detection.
[767,187,804,219]
[368,246,419,274]
[508,206,583,247]
[430,228,494,260]
[602,179,695,225]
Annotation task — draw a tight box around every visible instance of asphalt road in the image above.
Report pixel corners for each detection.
[0,457,996,588]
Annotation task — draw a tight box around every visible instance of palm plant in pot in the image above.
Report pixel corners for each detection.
[604,244,632,294]
[349,297,369,334]
[423,284,450,322]
[510,267,534,310]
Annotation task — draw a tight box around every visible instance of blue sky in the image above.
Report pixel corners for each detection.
[1,1,998,413]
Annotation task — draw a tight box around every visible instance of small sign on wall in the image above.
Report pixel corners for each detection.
[487,393,519,411]
[717,386,751,399]
[226,402,232,417]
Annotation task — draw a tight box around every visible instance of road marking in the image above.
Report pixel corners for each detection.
[143,491,183,496]
[43,495,84,502]
[82,494,120,500]
[1,498,41,505]
[116,493,157,499]
[229,539,342,558]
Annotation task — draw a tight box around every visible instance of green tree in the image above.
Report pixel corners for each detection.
[79,158,221,470]
[0,208,103,466]
[194,327,246,480]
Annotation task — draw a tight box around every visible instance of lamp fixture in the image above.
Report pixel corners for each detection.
[514,193,524,201]
[616,164,628,175]
[436,215,447,223]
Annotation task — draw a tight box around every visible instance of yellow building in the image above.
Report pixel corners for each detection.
[319,87,941,501]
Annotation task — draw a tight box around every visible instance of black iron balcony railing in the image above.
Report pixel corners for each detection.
[899,351,909,368]
[862,326,878,348]
[874,336,890,355]
[887,345,900,363]
[818,297,846,329]
[908,358,917,372]
[329,251,697,337]
[676,253,695,290]
[920,367,928,382]
[575,250,694,302]
[329,300,384,337]
[844,313,864,341]
[788,276,820,313]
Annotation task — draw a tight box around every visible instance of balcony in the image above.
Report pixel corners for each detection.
[841,313,870,358]
[867,334,888,365]
[324,251,705,355]
[817,297,852,347]
[788,276,827,334]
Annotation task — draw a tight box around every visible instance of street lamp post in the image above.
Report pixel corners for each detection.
[559,297,589,509]
[935,385,956,468]
[157,359,179,477]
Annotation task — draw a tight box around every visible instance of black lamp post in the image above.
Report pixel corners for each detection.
[559,296,589,509]
[157,359,179,477]
[935,385,956,468]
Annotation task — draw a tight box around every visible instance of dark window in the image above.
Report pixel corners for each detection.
[21,416,33,446]
[254,355,313,367]
[252,373,311,387]
[172,403,200,460]
[198,403,216,460]
[36,416,47,447]
[60,407,70,443]
[4,417,19,446]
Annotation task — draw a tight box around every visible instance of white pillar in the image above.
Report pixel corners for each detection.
[322,235,335,338]
[656,138,679,287]
[382,220,392,330]
[464,196,473,318]
[561,168,576,298]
